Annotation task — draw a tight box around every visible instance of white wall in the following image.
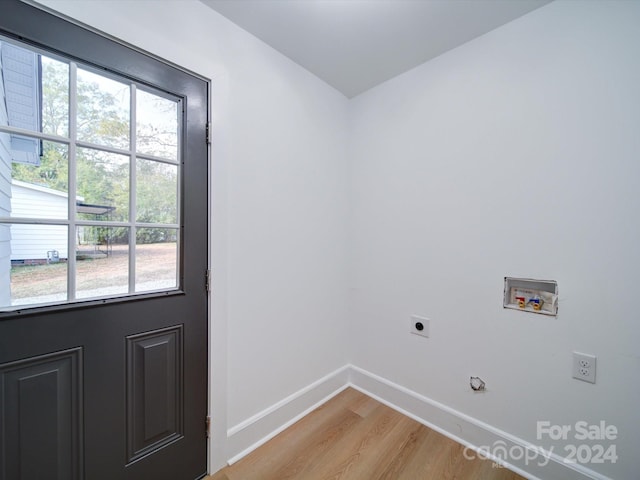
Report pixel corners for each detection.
[349,1,640,479]
[36,0,351,470]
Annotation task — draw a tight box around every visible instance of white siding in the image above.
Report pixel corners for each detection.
[0,224,9,307]
[9,182,68,261]
[1,42,41,165]
[11,182,67,219]
[0,133,11,215]
[0,50,12,306]
[9,223,67,261]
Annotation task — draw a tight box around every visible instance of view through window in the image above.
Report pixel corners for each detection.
[0,37,181,309]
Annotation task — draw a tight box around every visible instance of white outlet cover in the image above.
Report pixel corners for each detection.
[572,352,596,384]
[410,315,429,338]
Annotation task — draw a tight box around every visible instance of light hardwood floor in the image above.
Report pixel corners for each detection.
[207,388,524,480]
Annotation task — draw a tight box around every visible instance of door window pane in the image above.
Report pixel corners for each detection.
[137,89,178,160]
[1,223,68,308]
[10,141,69,220]
[77,68,130,149]
[77,148,129,222]
[136,159,178,224]
[0,41,70,150]
[76,226,129,299]
[0,37,183,311]
[42,56,70,137]
[135,228,178,292]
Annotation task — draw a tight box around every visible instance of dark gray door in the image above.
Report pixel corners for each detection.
[0,2,209,479]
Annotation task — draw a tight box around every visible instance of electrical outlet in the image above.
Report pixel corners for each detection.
[410,315,429,338]
[572,352,596,384]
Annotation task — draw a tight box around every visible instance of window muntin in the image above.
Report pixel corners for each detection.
[0,36,182,310]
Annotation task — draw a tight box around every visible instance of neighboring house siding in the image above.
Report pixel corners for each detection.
[10,182,68,261]
[11,181,68,219]
[9,224,67,262]
[1,41,44,305]
[1,41,41,165]
[0,51,12,305]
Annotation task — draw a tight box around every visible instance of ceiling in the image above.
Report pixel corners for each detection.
[200,0,552,98]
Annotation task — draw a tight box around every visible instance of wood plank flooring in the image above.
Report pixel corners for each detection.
[207,388,525,480]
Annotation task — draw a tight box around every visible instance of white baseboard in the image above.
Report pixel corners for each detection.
[226,365,350,464]
[224,364,611,480]
[349,365,611,480]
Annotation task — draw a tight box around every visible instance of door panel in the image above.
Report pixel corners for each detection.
[0,2,209,479]
[0,348,83,480]
[126,325,183,464]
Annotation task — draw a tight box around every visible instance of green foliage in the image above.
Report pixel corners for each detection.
[76,68,130,149]
[12,142,68,192]
[41,58,69,137]
[136,160,177,224]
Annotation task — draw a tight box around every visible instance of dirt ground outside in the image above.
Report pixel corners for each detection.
[11,242,177,303]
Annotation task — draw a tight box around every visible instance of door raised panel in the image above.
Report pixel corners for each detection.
[0,347,83,480]
[126,325,183,464]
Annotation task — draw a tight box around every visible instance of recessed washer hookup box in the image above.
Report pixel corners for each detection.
[503,277,558,316]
